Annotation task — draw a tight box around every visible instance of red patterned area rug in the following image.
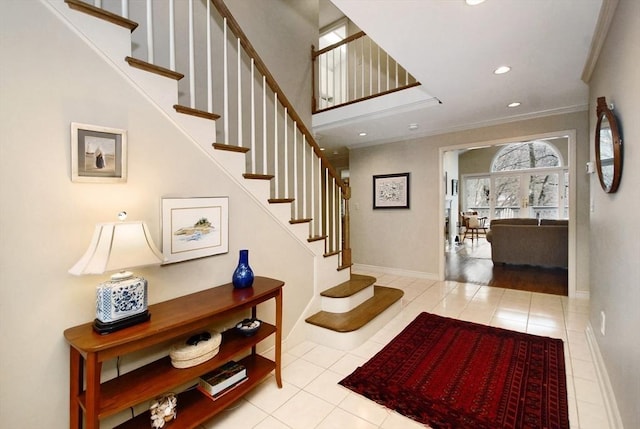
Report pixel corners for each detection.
[339,312,569,429]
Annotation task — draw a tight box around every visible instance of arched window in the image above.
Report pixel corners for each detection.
[491,141,563,172]
[462,139,568,220]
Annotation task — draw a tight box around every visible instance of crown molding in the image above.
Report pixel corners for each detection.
[582,0,619,84]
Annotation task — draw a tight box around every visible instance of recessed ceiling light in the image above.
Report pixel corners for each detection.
[320,147,326,151]
[494,66,511,75]
[408,123,419,131]
[507,102,521,108]
[466,0,486,5]
[359,132,367,137]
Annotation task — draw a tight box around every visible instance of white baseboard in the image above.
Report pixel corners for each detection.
[352,263,439,280]
[585,323,624,429]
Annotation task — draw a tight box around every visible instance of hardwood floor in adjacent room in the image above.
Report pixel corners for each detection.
[445,239,568,296]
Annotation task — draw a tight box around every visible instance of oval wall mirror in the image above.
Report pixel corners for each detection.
[595,96,623,193]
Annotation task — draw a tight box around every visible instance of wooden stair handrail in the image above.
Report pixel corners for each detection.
[313,31,366,58]
[210,0,347,196]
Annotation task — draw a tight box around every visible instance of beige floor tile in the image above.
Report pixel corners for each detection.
[272,390,335,429]
[253,416,292,429]
[304,369,351,406]
[338,392,390,426]
[316,407,378,429]
[281,358,325,389]
[301,344,346,369]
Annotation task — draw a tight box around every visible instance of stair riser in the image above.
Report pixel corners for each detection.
[50,0,131,60]
[315,258,350,294]
[321,286,373,313]
[306,300,402,351]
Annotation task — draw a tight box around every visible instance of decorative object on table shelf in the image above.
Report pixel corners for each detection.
[235,318,262,337]
[161,197,229,264]
[149,393,177,428]
[198,360,248,398]
[169,330,222,369]
[70,122,127,183]
[68,211,165,334]
[232,249,254,289]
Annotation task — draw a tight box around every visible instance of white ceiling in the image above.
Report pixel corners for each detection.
[314,0,603,153]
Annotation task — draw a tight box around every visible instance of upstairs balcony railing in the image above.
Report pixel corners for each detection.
[65,0,351,268]
[312,31,420,113]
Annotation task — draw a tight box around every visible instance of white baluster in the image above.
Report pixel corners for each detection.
[386,51,389,91]
[333,177,338,252]
[368,37,372,97]
[262,76,267,174]
[311,152,316,236]
[206,0,212,112]
[360,38,364,99]
[377,45,381,94]
[302,134,307,220]
[325,167,329,243]
[293,125,298,218]
[395,61,398,89]
[250,59,256,173]
[169,0,175,71]
[223,18,229,141]
[121,0,128,18]
[284,109,288,198]
[237,38,242,147]
[146,0,153,64]
[188,0,195,108]
[274,96,279,197]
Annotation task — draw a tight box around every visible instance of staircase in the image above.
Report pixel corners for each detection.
[52,0,402,350]
[306,274,403,350]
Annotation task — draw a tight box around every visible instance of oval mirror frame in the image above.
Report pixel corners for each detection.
[595,96,623,193]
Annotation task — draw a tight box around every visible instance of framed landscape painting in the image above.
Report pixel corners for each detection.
[162,197,229,264]
[373,172,410,209]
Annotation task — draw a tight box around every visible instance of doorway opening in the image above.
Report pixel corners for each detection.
[440,132,576,297]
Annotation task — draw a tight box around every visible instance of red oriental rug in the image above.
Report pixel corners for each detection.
[339,312,569,429]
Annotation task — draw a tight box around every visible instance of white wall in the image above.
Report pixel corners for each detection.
[0,1,316,427]
[227,0,318,126]
[587,0,640,426]
[350,111,590,292]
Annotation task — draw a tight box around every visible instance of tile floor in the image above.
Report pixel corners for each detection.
[200,271,610,429]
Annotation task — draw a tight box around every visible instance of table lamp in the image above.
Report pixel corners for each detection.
[69,212,165,334]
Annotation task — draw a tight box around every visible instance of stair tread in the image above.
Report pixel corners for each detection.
[321,274,376,298]
[125,56,184,80]
[173,104,220,121]
[65,0,138,31]
[305,286,403,332]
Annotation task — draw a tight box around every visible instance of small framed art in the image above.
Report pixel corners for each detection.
[373,172,410,209]
[162,197,229,264]
[71,122,127,183]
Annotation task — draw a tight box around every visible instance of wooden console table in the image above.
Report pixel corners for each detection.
[64,277,283,429]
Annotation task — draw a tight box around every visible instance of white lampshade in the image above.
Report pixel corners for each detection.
[69,221,164,276]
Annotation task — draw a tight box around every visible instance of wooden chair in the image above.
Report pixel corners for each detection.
[461,212,488,242]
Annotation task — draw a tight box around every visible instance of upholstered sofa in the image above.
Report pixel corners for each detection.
[486,219,568,268]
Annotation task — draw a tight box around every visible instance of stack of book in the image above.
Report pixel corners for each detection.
[198,361,247,400]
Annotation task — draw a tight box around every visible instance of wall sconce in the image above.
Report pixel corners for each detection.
[69,212,164,334]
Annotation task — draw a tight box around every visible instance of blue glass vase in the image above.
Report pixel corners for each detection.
[232,249,254,289]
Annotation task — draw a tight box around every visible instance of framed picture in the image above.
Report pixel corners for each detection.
[373,173,410,209]
[451,179,458,196]
[71,122,127,183]
[162,197,229,264]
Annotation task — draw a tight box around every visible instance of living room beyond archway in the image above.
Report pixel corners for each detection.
[444,137,570,296]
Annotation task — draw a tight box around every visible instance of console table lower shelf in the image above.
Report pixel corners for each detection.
[115,354,274,428]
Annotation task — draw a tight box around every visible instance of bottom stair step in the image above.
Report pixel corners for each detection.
[306,286,404,333]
